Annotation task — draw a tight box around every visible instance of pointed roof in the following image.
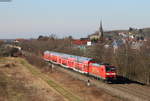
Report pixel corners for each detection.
[99,21,104,37]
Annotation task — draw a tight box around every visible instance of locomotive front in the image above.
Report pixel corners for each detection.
[105,65,117,82]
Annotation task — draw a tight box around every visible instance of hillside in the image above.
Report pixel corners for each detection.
[0,57,120,101]
[0,57,68,101]
[107,27,150,37]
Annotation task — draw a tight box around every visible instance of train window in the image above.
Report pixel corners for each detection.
[106,66,116,72]
[75,59,83,63]
[92,63,101,67]
[90,59,96,63]
[62,57,68,59]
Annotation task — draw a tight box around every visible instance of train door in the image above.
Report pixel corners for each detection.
[68,60,74,68]
[83,64,89,74]
[57,56,61,64]
[78,62,84,73]
[99,66,106,79]
[48,54,51,61]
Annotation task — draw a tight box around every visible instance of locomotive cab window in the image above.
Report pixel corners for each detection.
[90,59,96,63]
[106,66,116,72]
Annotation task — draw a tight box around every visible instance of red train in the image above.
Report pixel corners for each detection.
[43,51,116,82]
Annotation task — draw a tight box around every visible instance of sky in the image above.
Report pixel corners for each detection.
[0,0,150,39]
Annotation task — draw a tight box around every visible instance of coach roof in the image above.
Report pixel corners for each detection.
[47,51,94,62]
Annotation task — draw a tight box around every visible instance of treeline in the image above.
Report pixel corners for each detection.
[0,43,21,57]
[17,36,150,85]
[86,42,150,84]
[19,36,83,56]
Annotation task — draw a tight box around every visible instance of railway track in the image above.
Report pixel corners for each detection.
[111,84,150,100]
[53,64,150,101]
[22,51,150,101]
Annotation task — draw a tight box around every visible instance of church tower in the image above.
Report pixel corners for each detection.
[99,21,104,40]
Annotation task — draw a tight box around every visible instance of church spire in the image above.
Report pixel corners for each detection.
[99,21,104,39]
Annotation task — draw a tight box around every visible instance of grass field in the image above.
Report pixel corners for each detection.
[18,58,82,101]
[0,57,82,101]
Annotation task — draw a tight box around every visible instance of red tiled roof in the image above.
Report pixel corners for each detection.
[72,40,88,45]
[15,38,27,42]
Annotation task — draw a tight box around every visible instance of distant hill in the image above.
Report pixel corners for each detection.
[88,27,150,40]
[104,27,150,37]
[143,28,150,37]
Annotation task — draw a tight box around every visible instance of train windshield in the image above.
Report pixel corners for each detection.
[106,66,116,72]
[90,59,96,63]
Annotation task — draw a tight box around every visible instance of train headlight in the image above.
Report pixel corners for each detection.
[106,73,116,75]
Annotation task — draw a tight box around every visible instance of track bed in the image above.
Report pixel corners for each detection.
[51,64,150,101]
